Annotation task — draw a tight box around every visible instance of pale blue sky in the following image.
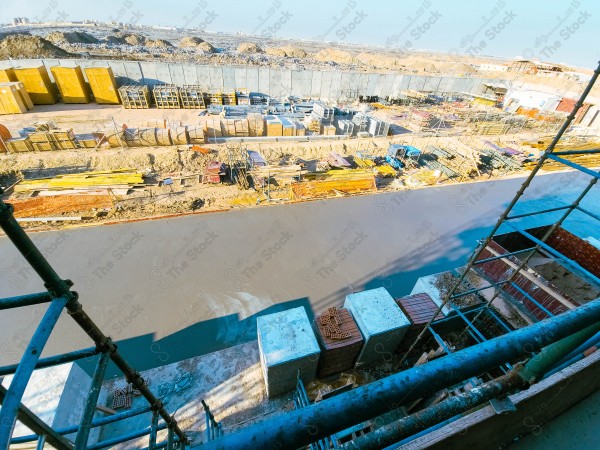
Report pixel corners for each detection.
[2,0,599,68]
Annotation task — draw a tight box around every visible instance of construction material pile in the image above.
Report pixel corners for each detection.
[292,169,376,198]
[523,142,600,171]
[14,169,145,194]
[11,194,113,217]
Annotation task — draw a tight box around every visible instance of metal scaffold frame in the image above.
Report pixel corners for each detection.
[400,60,600,365]
[0,193,189,449]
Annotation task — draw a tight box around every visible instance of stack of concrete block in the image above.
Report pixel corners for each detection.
[344,287,411,367]
[257,307,321,397]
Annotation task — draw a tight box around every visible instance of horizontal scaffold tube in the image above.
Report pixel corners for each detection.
[200,297,600,450]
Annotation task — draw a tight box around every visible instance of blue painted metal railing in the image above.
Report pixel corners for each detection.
[0,193,188,449]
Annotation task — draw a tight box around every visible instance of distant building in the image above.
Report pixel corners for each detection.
[476,63,509,72]
[508,59,566,76]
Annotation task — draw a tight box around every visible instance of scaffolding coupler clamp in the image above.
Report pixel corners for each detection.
[44,279,77,301]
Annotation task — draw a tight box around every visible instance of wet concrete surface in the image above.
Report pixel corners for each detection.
[0,170,596,375]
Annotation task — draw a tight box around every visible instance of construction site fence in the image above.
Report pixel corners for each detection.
[2,59,505,100]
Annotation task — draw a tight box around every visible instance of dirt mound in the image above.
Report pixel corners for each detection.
[179,36,205,47]
[355,52,408,69]
[105,35,126,45]
[266,46,308,58]
[314,48,354,64]
[0,34,71,58]
[147,39,172,48]
[196,42,216,53]
[123,33,147,46]
[237,42,262,53]
[265,47,286,57]
[45,31,99,45]
[280,46,307,58]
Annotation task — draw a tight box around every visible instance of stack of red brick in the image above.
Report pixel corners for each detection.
[314,307,363,377]
[395,293,443,353]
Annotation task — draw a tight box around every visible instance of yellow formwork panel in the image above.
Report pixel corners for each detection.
[0,68,17,83]
[84,67,120,104]
[14,66,58,105]
[50,66,91,103]
[0,83,28,114]
[14,82,34,109]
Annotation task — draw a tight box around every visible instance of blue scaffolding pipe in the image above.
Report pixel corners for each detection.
[86,423,168,450]
[0,296,68,449]
[503,222,600,287]
[200,296,600,450]
[472,248,536,265]
[0,346,99,377]
[545,154,600,179]
[397,61,600,365]
[576,205,600,223]
[149,410,159,450]
[506,205,573,220]
[449,279,513,300]
[75,351,110,449]
[0,292,53,310]
[450,305,486,342]
[484,307,514,334]
[11,405,154,444]
[0,385,73,450]
[509,282,555,318]
[428,328,452,354]
[553,148,600,155]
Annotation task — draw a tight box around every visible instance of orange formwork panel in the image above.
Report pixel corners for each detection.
[0,68,17,83]
[13,66,58,105]
[84,66,120,104]
[50,66,91,103]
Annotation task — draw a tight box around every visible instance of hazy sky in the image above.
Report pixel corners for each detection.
[2,0,599,68]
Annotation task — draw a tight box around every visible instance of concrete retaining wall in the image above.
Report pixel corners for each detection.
[0,59,500,100]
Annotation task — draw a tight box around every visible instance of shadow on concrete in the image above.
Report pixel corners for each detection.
[78,297,313,377]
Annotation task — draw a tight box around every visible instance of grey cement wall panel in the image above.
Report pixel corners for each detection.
[108,61,129,84]
[153,63,173,86]
[182,64,199,85]
[339,72,353,97]
[300,70,313,97]
[209,66,224,89]
[450,77,468,93]
[234,67,247,90]
[222,66,235,90]
[374,74,386,96]
[391,75,403,97]
[438,77,455,93]
[311,70,322,98]
[330,71,343,99]
[170,64,186,87]
[196,66,211,89]
[258,68,270,94]
[423,76,441,92]
[366,74,378,96]
[291,70,304,97]
[356,73,369,94]
[123,61,143,83]
[246,67,259,92]
[383,74,396,97]
[280,69,292,97]
[409,76,427,92]
[321,71,332,99]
